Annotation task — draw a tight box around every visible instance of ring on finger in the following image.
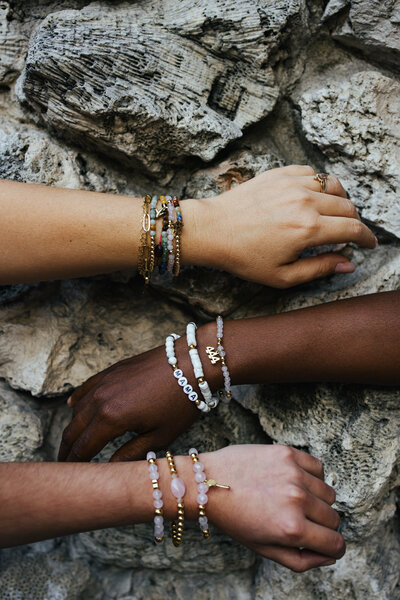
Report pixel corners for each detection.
[314,172,329,193]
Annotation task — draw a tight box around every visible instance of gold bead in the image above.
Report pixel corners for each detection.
[155,508,163,516]
[203,530,211,539]
[177,502,184,508]
[189,344,196,350]
[198,377,204,384]
[198,505,205,510]
[151,479,158,485]
[195,399,201,406]
[148,458,156,464]
[155,536,164,543]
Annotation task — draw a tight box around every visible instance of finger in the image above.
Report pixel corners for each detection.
[57,408,93,461]
[64,418,119,462]
[276,164,315,177]
[292,449,325,480]
[252,544,336,571]
[301,520,345,558]
[110,431,160,462]
[68,374,104,408]
[305,494,340,530]
[302,175,347,199]
[310,192,360,219]
[312,216,377,248]
[278,253,355,287]
[302,471,336,505]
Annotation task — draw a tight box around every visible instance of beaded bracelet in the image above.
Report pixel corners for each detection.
[173,196,183,277]
[216,316,232,402]
[137,194,152,283]
[186,322,219,409]
[189,448,231,539]
[167,197,176,273]
[148,195,158,276]
[146,451,164,543]
[166,450,185,546]
[165,333,210,413]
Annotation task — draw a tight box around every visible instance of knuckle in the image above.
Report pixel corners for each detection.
[287,484,307,504]
[281,516,304,543]
[98,402,116,423]
[351,219,364,238]
[273,271,292,289]
[275,445,295,462]
[295,186,311,204]
[290,561,308,573]
[303,164,315,175]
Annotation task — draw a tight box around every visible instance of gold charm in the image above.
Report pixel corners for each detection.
[206,346,220,364]
[205,479,231,490]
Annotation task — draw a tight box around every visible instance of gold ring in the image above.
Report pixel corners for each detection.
[314,172,329,193]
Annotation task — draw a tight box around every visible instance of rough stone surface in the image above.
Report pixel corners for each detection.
[298,70,400,239]
[323,0,400,71]
[0,1,399,599]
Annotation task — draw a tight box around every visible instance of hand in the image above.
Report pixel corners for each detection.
[187,164,377,287]
[58,342,200,462]
[198,444,345,571]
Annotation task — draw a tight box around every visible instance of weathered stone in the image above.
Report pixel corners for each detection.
[0,547,91,600]
[0,3,27,84]
[323,0,400,71]
[255,519,400,600]
[236,383,400,541]
[298,71,400,239]
[0,380,46,461]
[17,1,315,175]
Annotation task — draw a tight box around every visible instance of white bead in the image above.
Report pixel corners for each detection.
[168,356,177,365]
[189,448,198,456]
[173,369,183,378]
[178,377,188,387]
[147,451,156,460]
[186,322,197,347]
[183,384,193,394]
[188,391,198,402]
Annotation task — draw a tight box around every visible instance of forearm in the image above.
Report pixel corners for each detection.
[0,457,198,548]
[196,291,400,387]
[0,180,206,284]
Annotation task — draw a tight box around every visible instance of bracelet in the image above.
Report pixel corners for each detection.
[186,322,219,409]
[167,196,176,273]
[216,316,232,402]
[166,450,185,546]
[172,196,183,277]
[146,451,164,543]
[137,194,152,284]
[148,195,158,276]
[165,333,210,413]
[189,448,231,539]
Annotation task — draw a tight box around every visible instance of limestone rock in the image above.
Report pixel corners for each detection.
[236,383,400,541]
[0,380,46,461]
[0,547,91,600]
[323,0,400,71]
[298,71,400,239]
[255,519,400,600]
[17,1,314,175]
[0,3,27,84]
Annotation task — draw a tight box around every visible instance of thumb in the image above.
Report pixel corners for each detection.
[280,254,355,287]
[110,431,159,462]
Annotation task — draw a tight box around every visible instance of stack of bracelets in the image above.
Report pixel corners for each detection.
[165,315,233,414]
[138,194,183,284]
[147,448,230,544]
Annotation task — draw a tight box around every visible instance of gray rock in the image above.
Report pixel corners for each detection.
[0,380,46,461]
[298,71,400,239]
[17,1,314,176]
[323,0,400,71]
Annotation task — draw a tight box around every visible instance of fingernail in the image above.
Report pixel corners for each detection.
[374,236,379,248]
[335,262,356,274]
[321,559,336,567]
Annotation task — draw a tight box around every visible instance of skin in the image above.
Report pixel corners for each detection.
[59,291,400,463]
[0,445,344,572]
[0,165,376,286]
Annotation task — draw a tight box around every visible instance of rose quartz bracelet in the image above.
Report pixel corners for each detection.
[146,451,164,543]
[166,450,186,546]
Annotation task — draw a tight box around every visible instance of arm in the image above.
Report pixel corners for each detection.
[0,165,376,286]
[0,445,344,572]
[59,291,400,462]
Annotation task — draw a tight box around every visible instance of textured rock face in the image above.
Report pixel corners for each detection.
[0,1,399,600]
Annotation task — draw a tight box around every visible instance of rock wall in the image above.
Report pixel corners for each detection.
[0,1,399,599]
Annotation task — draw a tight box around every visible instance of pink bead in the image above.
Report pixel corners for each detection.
[171,477,186,499]
[195,471,205,483]
[197,493,208,505]
[152,489,162,500]
[149,469,159,480]
[197,482,209,494]
[153,499,164,509]
[188,448,198,456]
[193,461,204,473]
[147,451,156,460]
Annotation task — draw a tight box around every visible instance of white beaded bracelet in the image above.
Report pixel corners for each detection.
[216,315,232,403]
[165,333,210,413]
[186,322,219,409]
[146,451,164,543]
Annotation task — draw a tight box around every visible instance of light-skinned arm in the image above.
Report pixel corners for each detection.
[0,165,376,286]
[0,445,344,572]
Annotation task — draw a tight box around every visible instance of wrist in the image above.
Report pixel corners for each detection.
[181,197,224,269]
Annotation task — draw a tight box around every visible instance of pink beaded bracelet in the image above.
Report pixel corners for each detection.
[146,451,164,543]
